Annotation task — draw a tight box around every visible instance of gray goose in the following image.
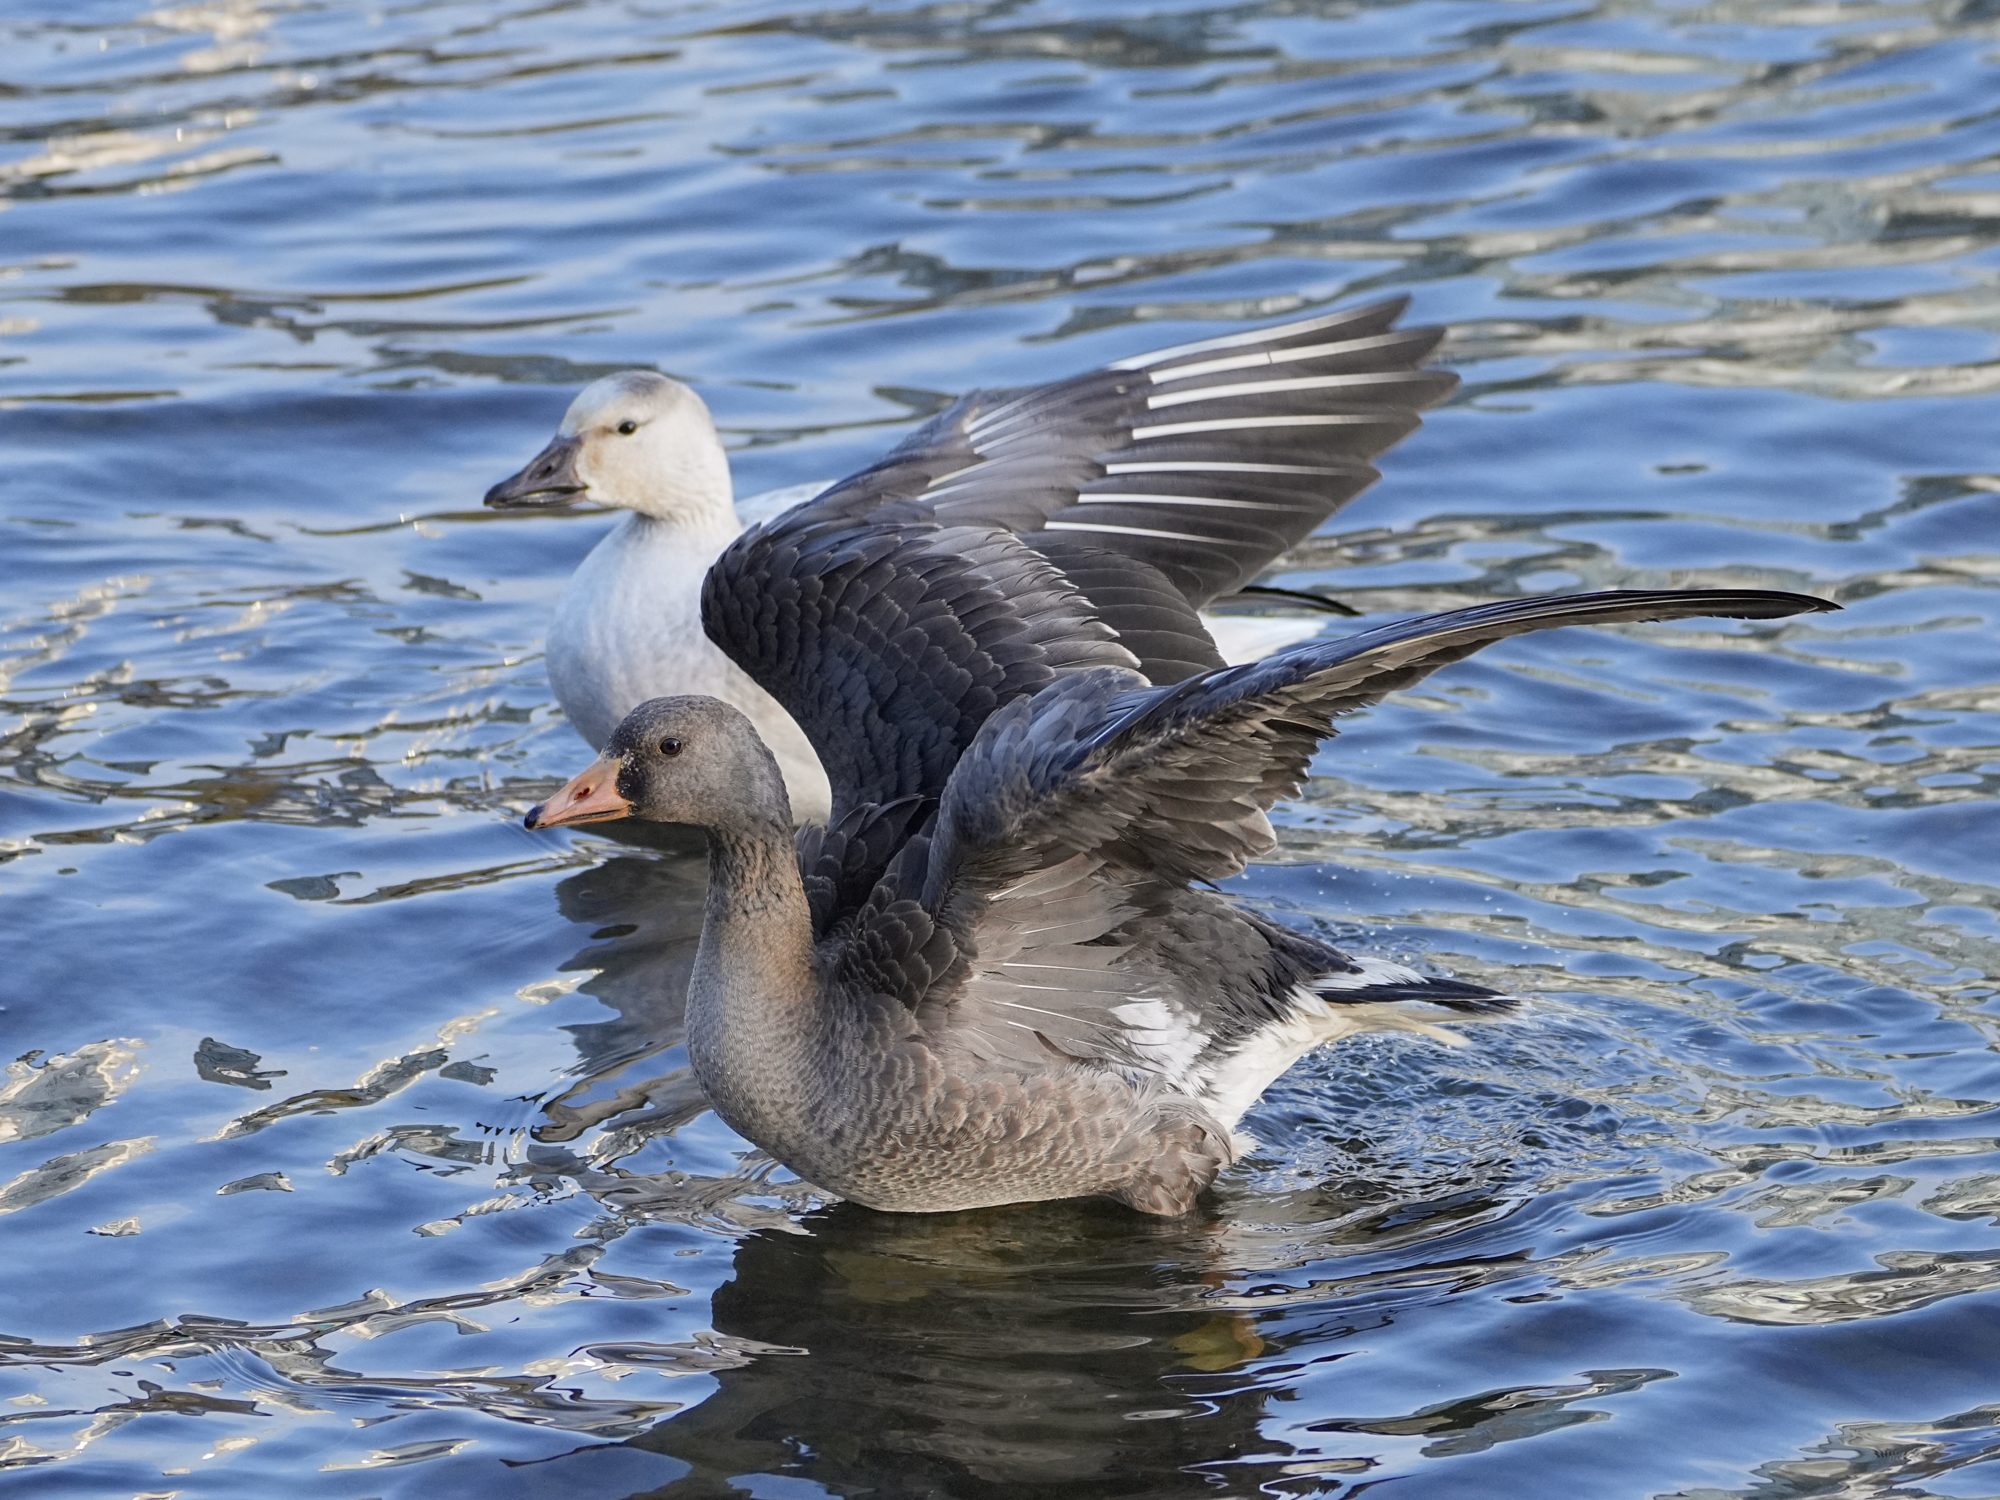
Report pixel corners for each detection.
[486,297,1455,821]
[524,492,1835,1215]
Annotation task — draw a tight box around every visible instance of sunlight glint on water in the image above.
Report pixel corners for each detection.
[2,0,1998,1494]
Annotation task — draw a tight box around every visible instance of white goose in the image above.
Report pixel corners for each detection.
[487,298,1454,822]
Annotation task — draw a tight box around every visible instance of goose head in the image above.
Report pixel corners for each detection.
[484,372,735,529]
[524,695,791,835]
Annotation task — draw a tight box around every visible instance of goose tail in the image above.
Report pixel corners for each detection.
[1198,958,1516,1137]
[1308,957,1517,1043]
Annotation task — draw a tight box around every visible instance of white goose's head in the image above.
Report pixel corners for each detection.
[484,371,734,528]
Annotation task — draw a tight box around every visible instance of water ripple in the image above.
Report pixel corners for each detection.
[2,0,1997,1493]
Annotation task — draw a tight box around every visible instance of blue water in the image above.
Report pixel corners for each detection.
[4,1,1999,1494]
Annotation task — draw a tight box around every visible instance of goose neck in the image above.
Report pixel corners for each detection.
[622,505,739,556]
[686,819,822,1147]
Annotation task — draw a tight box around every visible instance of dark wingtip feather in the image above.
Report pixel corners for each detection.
[1662,588,1839,619]
[1347,587,1839,643]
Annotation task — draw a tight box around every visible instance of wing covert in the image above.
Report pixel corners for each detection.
[700,518,1139,819]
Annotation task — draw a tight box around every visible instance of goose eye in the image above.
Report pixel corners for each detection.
[616,420,639,436]
[658,737,681,757]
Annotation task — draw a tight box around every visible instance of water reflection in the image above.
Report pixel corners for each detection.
[533,850,709,1144]
[1697,1401,2000,1500]
[605,1205,1264,1497]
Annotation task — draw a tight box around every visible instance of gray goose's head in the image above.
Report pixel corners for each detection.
[525,695,790,834]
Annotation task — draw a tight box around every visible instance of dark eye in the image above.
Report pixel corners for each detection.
[616,420,639,436]
[658,737,681,757]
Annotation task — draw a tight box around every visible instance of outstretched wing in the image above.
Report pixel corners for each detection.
[795,297,1452,608]
[932,589,1839,893]
[818,588,1831,1101]
[821,588,1827,1083]
[704,300,1453,816]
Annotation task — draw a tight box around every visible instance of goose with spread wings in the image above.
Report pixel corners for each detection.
[486,298,1453,821]
[523,497,1836,1214]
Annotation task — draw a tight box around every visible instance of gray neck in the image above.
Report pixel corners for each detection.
[685,818,821,1155]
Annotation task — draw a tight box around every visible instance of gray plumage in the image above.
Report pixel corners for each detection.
[776,296,1453,686]
[532,506,1836,1211]
[799,297,1451,603]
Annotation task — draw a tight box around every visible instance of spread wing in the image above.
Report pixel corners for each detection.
[934,589,1840,891]
[792,296,1452,607]
[826,589,1837,1071]
[703,299,1454,817]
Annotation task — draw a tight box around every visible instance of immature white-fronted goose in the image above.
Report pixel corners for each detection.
[487,298,1454,821]
[523,498,1835,1215]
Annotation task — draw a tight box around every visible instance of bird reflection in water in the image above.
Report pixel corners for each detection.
[528,847,709,1148]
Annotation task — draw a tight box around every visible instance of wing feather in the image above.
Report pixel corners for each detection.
[703,299,1456,815]
[701,519,1137,819]
[832,588,1835,1089]
[938,589,1840,892]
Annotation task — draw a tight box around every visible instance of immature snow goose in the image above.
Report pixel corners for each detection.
[523,493,1835,1215]
[487,298,1454,821]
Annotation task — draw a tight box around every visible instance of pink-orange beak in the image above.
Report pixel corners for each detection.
[524,754,632,830]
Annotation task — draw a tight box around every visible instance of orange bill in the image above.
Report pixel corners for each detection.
[524,753,631,829]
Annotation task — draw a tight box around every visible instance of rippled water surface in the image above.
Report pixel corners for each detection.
[5,0,2000,1494]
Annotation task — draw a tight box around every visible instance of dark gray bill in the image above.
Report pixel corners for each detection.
[484,434,587,508]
